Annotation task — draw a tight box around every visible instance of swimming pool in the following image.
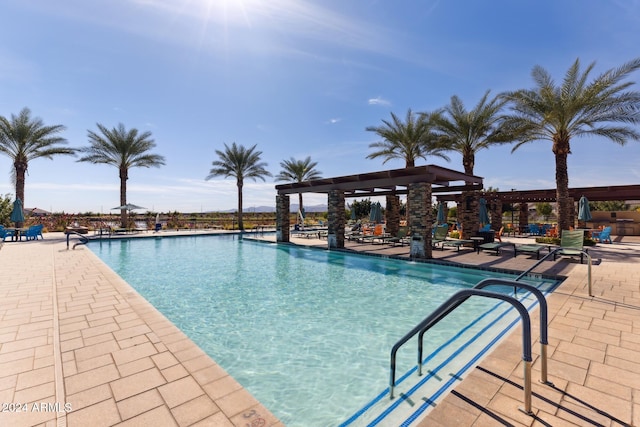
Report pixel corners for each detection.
[90,235,560,426]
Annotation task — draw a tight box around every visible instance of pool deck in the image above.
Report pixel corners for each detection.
[1,230,639,426]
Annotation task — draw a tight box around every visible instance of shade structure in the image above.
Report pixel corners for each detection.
[436,202,446,224]
[10,198,25,225]
[578,196,592,222]
[479,198,490,225]
[369,201,383,224]
[111,203,146,211]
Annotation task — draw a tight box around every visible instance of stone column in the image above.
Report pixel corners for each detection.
[276,194,290,242]
[327,190,345,249]
[408,183,432,258]
[569,198,576,229]
[385,195,400,237]
[519,202,529,233]
[459,191,479,240]
[490,199,503,231]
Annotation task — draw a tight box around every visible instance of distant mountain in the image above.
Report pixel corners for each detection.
[217,203,327,213]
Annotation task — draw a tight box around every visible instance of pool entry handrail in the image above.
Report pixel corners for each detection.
[470,278,552,386]
[515,247,592,295]
[416,279,550,384]
[389,288,535,415]
[66,231,89,250]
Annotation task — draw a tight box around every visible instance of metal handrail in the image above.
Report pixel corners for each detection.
[474,278,551,385]
[66,231,89,250]
[389,288,534,414]
[515,247,592,295]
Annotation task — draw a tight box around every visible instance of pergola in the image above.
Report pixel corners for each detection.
[436,184,640,232]
[275,165,483,258]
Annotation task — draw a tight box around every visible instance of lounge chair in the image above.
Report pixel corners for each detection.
[553,229,588,263]
[515,244,551,259]
[477,241,516,255]
[592,226,612,244]
[382,227,409,246]
[431,224,449,248]
[441,238,474,251]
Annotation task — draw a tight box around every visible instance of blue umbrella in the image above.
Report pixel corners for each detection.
[436,202,446,224]
[350,204,356,221]
[10,198,25,226]
[578,196,592,222]
[479,198,490,226]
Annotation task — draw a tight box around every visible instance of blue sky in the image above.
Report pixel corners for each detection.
[1,0,639,213]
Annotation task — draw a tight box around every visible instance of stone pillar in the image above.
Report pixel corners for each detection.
[276,194,290,242]
[490,199,503,231]
[385,195,400,237]
[327,190,345,249]
[459,191,479,240]
[408,183,432,258]
[569,198,576,229]
[519,203,529,232]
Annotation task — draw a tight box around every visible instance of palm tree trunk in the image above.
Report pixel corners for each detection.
[298,192,303,223]
[14,161,27,228]
[120,167,128,228]
[555,151,571,232]
[237,180,244,231]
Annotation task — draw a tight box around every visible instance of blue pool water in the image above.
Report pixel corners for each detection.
[89,235,559,426]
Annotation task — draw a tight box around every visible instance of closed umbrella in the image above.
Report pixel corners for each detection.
[578,196,592,222]
[436,202,446,225]
[369,201,383,224]
[479,198,490,226]
[10,198,25,227]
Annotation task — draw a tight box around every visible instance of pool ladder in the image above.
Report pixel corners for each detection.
[66,231,89,250]
[389,278,553,416]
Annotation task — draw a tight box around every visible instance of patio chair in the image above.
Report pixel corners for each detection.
[515,244,551,259]
[553,229,588,263]
[23,224,44,241]
[382,227,409,246]
[0,226,15,242]
[592,226,612,244]
[431,224,449,248]
[477,241,516,255]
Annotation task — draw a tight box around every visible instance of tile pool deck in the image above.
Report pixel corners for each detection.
[1,230,639,426]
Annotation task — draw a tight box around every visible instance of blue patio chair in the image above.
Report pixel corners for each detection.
[23,224,44,241]
[592,226,612,244]
[0,226,15,241]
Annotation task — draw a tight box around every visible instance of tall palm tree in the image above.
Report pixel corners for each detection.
[275,156,322,218]
[78,123,165,227]
[206,142,271,231]
[502,58,640,231]
[0,108,75,214]
[366,109,450,167]
[429,90,511,177]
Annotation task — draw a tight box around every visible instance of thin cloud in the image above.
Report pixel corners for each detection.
[327,118,341,124]
[368,96,391,106]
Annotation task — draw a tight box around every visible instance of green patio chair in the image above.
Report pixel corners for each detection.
[553,229,588,263]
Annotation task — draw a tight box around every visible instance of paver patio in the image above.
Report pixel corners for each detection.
[1,230,639,426]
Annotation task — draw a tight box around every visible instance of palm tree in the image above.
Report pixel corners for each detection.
[429,90,511,177]
[0,108,75,213]
[502,58,640,231]
[78,123,165,227]
[366,109,450,167]
[275,156,322,219]
[206,142,271,231]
